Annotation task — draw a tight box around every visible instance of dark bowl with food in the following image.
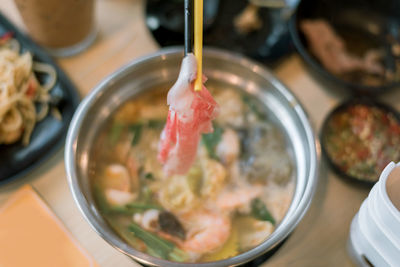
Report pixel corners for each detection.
[146,0,293,63]
[320,98,400,186]
[289,0,400,95]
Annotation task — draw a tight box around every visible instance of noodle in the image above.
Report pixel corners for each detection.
[0,36,58,146]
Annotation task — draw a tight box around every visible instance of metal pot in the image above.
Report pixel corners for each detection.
[65,47,319,266]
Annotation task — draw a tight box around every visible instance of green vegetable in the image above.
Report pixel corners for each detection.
[242,95,266,120]
[202,124,223,159]
[139,186,153,203]
[93,184,161,215]
[93,184,110,213]
[130,123,143,146]
[169,248,188,262]
[109,122,123,144]
[147,119,165,129]
[126,202,163,210]
[93,185,135,215]
[144,172,155,180]
[251,198,275,225]
[128,223,175,260]
[106,217,142,248]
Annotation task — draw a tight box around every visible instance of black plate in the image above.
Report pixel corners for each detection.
[320,98,400,187]
[289,0,400,95]
[145,0,293,64]
[0,12,80,184]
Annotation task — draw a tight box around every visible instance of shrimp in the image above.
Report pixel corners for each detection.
[215,89,245,128]
[216,128,240,165]
[102,164,131,192]
[158,54,219,177]
[180,210,231,255]
[105,189,136,206]
[216,185,263,213]
[102,164,138,206]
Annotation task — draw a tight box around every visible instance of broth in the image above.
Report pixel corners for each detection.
[89,86,294,262]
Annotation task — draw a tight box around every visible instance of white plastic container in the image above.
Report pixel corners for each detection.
[348,162,400,267]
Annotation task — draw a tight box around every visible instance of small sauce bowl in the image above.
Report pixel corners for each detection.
[320,98,400,186]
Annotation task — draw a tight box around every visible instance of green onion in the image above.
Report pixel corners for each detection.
[147,119,165,129]
[251,198,276,225]
[109,123,123,144]
[93,187,133,214]
[202,124,223,159]
[169,248,188,262]
[93,184,110,213]
[144,172,155,180]
[140,186,153,203]
[128,223,175,259]
[130,123,143,146]
[126,202,163,210]
[242,95,266,120]
[93,184,161,215]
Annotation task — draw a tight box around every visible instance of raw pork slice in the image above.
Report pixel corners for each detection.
[158,53,219,176]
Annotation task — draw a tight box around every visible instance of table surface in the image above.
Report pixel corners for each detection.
[2,1,399,266]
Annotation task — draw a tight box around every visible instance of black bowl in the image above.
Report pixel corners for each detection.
[0,12,80,184]
[289,0,400,95]
[146,0,293,64]
[320,97,400,187]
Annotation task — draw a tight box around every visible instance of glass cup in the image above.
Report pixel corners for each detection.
[14,0,96,57]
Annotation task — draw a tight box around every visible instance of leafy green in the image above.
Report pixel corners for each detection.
[242,95,266,120]
[126,202,163,210]
[202,124,223,159]
[93,184,110,213]
[128,223,187,261]
[109,122,124,144]
[139,186,153,203]
[92,185,134,215]
[147,119,165,129]
[144,172,155,180]
[130,123,143,146]
[93,184,161,215]
[128,120,165,146]
[128,223,175,259]
[169,248,188,262]
[251,198,276,225]
[106,216,143,248]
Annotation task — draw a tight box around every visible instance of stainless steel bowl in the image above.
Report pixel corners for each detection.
[65,48,319,266]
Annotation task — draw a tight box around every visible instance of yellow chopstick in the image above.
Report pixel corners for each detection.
[194,0,203,91]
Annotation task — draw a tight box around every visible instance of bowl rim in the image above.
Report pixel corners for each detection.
[288,6,400,95]
[65,47,320,266]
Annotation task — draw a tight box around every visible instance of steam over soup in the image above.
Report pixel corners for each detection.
[89,87,294,263]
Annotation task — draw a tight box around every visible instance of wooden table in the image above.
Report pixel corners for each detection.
[3,0,397,266]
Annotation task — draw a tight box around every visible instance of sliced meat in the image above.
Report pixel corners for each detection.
[301,19,384,76]
[158,54,219,177]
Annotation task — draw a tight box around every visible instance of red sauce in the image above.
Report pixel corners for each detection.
[324,104,400,182]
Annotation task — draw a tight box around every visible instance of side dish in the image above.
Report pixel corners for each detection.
[301,19,399,87]
[0,33,57,145]
[323,102,400,182]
